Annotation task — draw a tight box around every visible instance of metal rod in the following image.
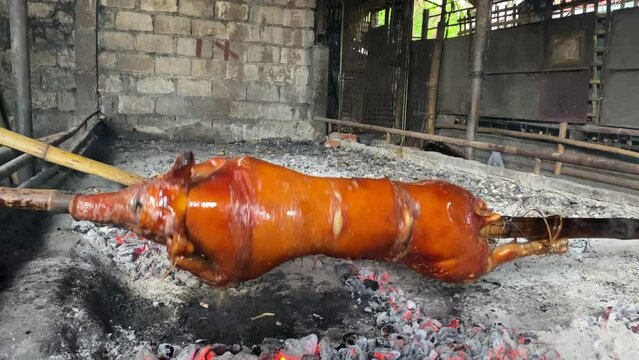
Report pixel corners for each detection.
[465,0,492,160]
[425,0,448,134]
[314,117,639,176]
[9,0,34,180]
[482,216,639,240]
[437,124,639,159]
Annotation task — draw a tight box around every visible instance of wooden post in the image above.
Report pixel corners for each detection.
[534,158,543,175]
[425,1,447,135]
[554,121,568,175]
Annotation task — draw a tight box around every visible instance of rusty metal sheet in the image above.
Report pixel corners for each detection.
[437,35,470,115]
[600,71,639,129]
[539,71,589,123]
[480,74,542,120]
[543,13,595,69]
[485,22,544,74]
[601,8,639,129]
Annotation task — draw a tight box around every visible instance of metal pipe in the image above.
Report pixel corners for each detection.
[437,124,639,159]
[9,0,34,179]
[465,0,492,160]
[314,117,639,176]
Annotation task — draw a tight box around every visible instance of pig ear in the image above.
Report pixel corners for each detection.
[164,152,196,183]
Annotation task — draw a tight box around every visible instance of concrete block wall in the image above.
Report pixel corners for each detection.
[0,0,81,135]
[97,0,323,142]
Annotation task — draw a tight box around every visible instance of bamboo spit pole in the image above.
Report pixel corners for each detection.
[0,124,143,186]
[18,116,103,188]
[438,123,639,159]
[314,117,639,176]
[0,111,100,182]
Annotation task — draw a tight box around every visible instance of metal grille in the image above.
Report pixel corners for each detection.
[339,0,411,129]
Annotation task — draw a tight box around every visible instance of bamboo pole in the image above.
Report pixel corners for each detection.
[425,0,447,135]
[0,125,143,186]
[0,112,100,182]
[438,124,639,159]
[0,187,73,212]
[314,117,639,176]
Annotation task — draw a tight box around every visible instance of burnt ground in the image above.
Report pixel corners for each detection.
[0,136,638,359]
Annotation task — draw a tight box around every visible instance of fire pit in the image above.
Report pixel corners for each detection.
[1,137,638,359]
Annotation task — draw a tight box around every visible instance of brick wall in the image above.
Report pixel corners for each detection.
[0,0,80,135]
[97,0,323,141]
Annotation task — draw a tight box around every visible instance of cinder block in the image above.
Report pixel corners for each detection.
[42,69,76,90]
[156,96,190,115]
[248,45,280,63]
[98,52,117,70]
[229,23,260,42]
[58,47,75,68]
[100,31,134,51]
[247,83,278,102]
[177,38,197,57]
[284,9,315,28]
[117,53,155,73]
[191,99,231,117]
[226,63,259,82]
[293,105,312,121]
[137,77,175,94]
[179,0,214,17]
[215,2,249,21]
[279,85,311,104]
[285,29,314,47]
[58,91,76,111]
[28,3,53,18]
[141,0,177,12]
[257,64,289,84]
[135,33,174,54]
[230,101,294,121]
[31,50,57,67]
[155,15,191,35]
[250,5,284,25]
[212,41,247,62]
[177,78,212,97]
[98,74,122,93]
[99,7,117,29]
[212,80,246,100]
[155,56,191,75]
[118,95,155,114]
[100,0,136,8]
[260,26,287,46]
[280,47,311,65]
[134,115,176,133]
[116,11,153,31]
[262,103,295,120]
[191,20,228,38]
[32,90,57,109]
[191,59,225,78]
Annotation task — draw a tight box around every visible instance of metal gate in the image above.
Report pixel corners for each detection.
[339,0,412,128]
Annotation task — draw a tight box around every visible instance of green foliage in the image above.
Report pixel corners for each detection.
[412,0,472,39]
